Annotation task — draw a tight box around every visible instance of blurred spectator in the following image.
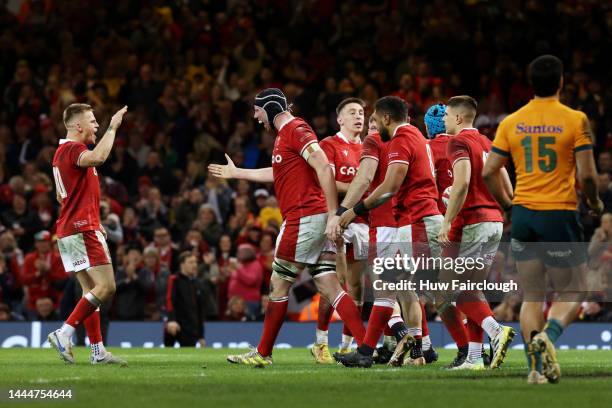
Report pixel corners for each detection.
[142,246,170,318]
[0,302,24,321]
[1,194,43,252]
[193,204,223,248]
[147,226,178,271]
[225,295,255,321]
[493,293,521,322]
[21,230,66,312]
[115,247,153,320]
[228,244,263,316]
[164,252,206,347]
[29,296,60,321]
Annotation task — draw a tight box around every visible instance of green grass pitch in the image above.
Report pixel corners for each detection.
[1,348,611,408]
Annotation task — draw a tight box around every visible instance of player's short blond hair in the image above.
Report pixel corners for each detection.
[63,103,93,127]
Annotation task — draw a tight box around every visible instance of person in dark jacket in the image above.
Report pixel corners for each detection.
[115,247,153,320]
[164,252,205,347]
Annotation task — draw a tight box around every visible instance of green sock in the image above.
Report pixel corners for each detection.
[543,319,564,344]
[524,332,542,373]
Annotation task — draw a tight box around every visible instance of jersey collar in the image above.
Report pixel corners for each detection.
[336,131,361,144]
[58,139,74,145]
[392,123,410,138]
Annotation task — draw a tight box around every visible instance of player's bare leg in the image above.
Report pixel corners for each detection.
[75,268,126,366]
[228,266,295,367]
[518,258,549,383]
[48,264,117,364]
[313,242,346,363]
[338,257,364,353]
[312,252,365,347]
[525,262,585,384]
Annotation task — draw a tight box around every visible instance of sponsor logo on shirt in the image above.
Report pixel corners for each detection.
[73,220,88,229]
[339,166,356,176]
[342,149,349,157]
[515,123,563,134]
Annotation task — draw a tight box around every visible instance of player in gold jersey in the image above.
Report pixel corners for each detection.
[483,55,603,385]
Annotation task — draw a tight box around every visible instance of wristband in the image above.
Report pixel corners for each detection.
[354,201,369,216]
[336,206,349,216]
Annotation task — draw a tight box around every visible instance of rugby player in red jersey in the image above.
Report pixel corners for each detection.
[437,95,516,369]
[48,104,128,365]
[336,96,442,368]
[311,98,369,363]
[208,88,365,367]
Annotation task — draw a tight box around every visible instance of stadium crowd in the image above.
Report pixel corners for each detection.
[0,0,611,326]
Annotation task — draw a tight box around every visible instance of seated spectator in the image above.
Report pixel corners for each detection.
[21,230,67,312]
[147,226,178,271]
[115,246,153,320]
[193,204,223,248]
[258,196,282,229]
[199,249,220,320]
[164,252,206,347]
[174,188,205,235]
[258,230,275,292]
[143,247,170,318]
[1,194,43,252]
[29,296,60,321]
[0,302,24,321]
[228,244,263,317]
[224,295,255,321]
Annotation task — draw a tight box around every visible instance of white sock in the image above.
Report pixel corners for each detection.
[468,342,482,362]
[407,327,422,338]
[91,342,106,357]
[315,329,328,345]
[481,316,502,339]
[422,335,432,351]
[59,323,75,338]
[383,335,396,350]
[341,334,353,349]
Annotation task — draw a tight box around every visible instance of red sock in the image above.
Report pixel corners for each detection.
[363,302,394,349]
[456,297,493,326]
[440,305,468,348]
[257,298,288,357]
[84,310,102,344]
[420,303,429,337]
[342,304,361,337]
[66,296,98,328]
[465,318,484,343]
[317,295,333,331]
[333,292,365,345]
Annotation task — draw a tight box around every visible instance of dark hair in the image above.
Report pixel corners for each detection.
[63,103,92,126]
[178,251,196,265]
[336,97,365,116]
[447,95,478,119]
[374,96,408,122]
[528,55,563,97]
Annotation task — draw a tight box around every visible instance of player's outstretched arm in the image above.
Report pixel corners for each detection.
[208,154,273,183]
[78,106,128,167]
[483,152,513,210]
[576,149,603,215]
[340,157,378,209]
